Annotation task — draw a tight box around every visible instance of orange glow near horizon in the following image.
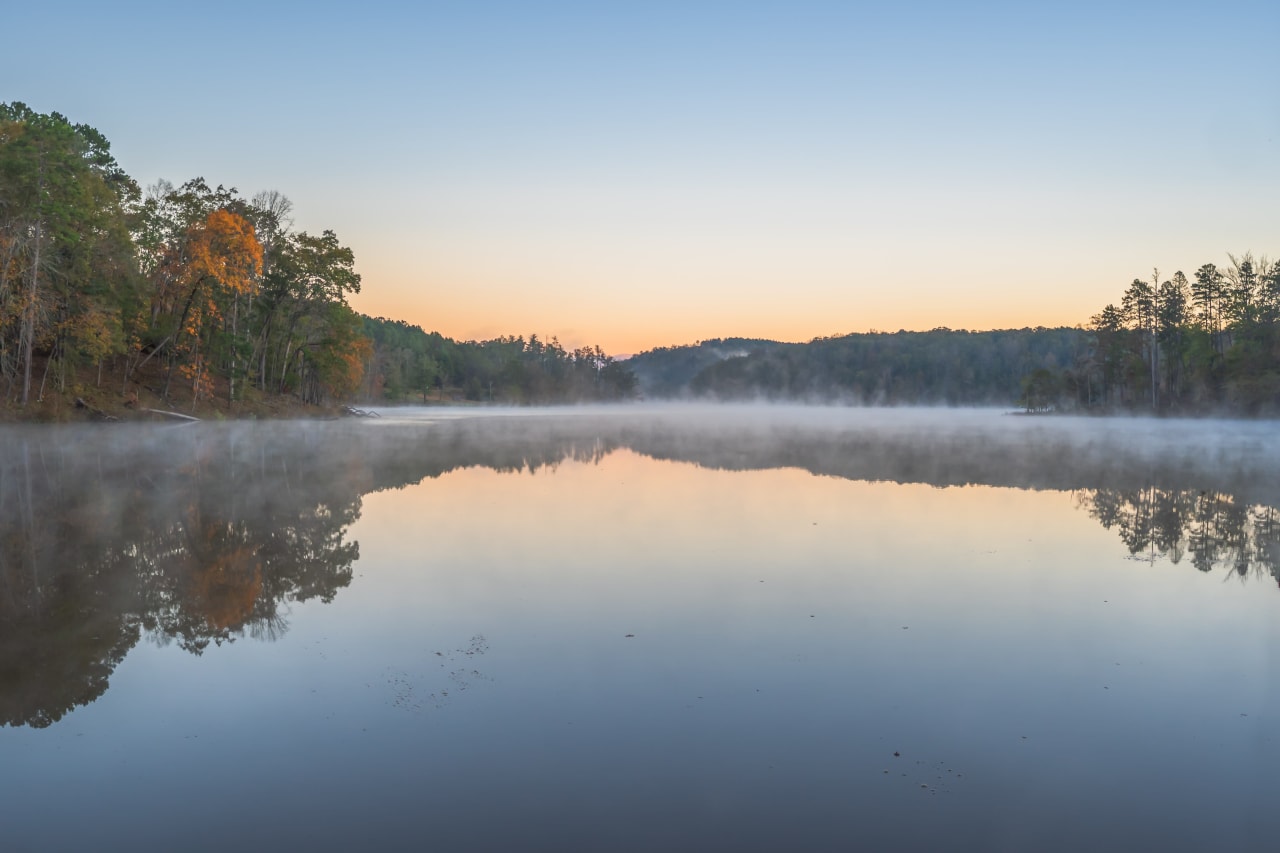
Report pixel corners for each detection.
[10,0,1274,363]
[351,293,1093,355]
[347,258,1099,356]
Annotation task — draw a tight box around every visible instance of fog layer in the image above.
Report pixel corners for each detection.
[2,405,1276,728]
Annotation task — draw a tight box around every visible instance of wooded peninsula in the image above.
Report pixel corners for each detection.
[0,103,637,420]
[4,102,1277,419]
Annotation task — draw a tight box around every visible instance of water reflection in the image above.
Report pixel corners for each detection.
[1076,488,1280,585]
[0,425,361,727]
[2,408,1278,730]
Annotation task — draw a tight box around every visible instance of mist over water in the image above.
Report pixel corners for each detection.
[2,405,1277,851]
[370,403,1280,501]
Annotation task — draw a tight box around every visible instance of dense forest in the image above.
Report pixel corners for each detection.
[627,328,1086,405]
[0,103,634,417]
[1046,260,1280,415]
[628,261,1280,414]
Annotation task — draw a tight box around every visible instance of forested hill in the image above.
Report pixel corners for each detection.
[632,255,1280,414]
[626,328,1086,405]
[624,338,785,397]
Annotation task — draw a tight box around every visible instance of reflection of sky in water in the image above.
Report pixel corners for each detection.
[4,434,1279,851]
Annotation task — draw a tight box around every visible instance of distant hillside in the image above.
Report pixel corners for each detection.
[627,328,1087,405]
[360,316,637,404]
[624,338,788,397]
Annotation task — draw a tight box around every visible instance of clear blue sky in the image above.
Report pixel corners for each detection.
[5,1,1277,352]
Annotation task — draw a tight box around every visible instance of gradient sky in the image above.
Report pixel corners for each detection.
[5,1,1278,354]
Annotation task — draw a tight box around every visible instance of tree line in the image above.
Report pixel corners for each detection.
[0,102,635,414]
[361,317,637,404]
[627,256,1280,415]
[1047,257,1280,414]
[626,328,1086,405]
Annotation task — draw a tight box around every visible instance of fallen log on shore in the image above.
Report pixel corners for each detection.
[141,408,201,422]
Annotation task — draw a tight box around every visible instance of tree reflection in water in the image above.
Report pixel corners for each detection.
[0,418,608,728]
[0,425,362,727]
[1076,487,1280,586]
[3,409,1278,728]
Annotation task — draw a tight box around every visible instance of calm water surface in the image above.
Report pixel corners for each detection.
[1,407,1277,851]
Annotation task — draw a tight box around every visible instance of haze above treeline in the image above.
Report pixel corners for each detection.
[2,102,1277,417]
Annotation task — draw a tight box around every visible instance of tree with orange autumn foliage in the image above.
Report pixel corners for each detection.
[183,504,265,634]
[126,180,371,406]
[3,101,633,415]
[143,208,263,403]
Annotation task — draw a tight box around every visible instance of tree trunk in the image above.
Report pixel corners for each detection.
[278,334,296,393]
[21,218,41,405]
[229,294,238,403]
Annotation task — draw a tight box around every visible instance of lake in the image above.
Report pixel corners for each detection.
[2,406,1277,851]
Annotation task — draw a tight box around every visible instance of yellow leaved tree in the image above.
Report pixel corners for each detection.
[150,208,263,404]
